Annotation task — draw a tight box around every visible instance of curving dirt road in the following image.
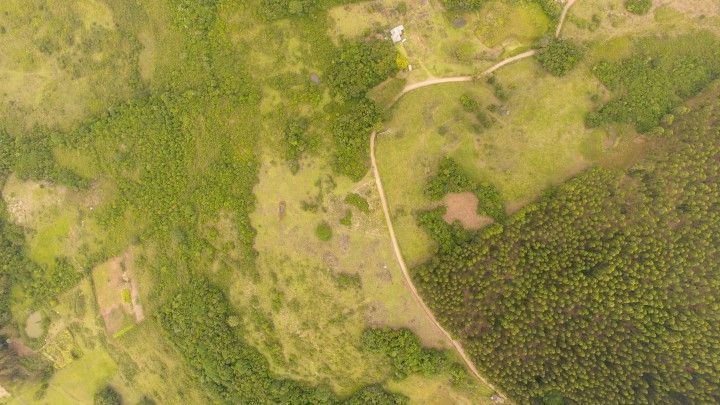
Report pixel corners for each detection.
[556,0,577,38]
[370,131,508,399]
[371,1,578,400]
[392,50,537,107]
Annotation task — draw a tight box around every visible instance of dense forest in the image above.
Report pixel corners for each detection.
[413,87,720,403]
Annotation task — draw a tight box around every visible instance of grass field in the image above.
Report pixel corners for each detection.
[9,0,712,403]
[375,53,644,265]
[565,0,720,42]
[0,0,141,133]
[329,0,551,83]
[233,153,496,402]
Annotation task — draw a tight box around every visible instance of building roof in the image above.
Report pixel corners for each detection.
[390,25,404,43]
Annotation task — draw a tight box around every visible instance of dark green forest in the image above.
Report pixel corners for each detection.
[414,87,720,403]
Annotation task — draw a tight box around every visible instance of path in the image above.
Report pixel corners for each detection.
[371,1,579,400]
[556,0,577,38]
[392,50,537,107]
[370,131,508,400]
[394,0,576,104]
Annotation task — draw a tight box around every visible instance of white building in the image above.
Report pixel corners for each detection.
[390,25,405,43]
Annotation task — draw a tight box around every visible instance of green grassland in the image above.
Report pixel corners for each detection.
[566,0,720,43]
[329,0,551,81]
[233,146,495,402]
[0,0,142,133]
[7,278,209,404]
[375,63,618,264]
[375,0,720,265]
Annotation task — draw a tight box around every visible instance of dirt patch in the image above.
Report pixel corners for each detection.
[92,248,144,334]
[2,175,68,227]
[25,311,44,339]
[442,192,493,230]
[9,337,34,356]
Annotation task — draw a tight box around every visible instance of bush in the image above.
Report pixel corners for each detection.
[315,221,333,241]
[283,118,313,173]
[624,0,651,15]
[330,99,381,180]
[424,157,505,222]
[589,33,720,132]
[536,38,584,77]
[362,328,451,379]
[442,0,485,12]
[94,385,122,405]
[344,384,408,404]
[340,210,352,226]
[345,193,370,213]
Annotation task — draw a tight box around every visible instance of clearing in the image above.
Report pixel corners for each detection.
[442,192,492,230]
[92,249,144,336]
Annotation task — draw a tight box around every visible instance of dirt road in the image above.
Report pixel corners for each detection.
[371,1,579,400]
[556,0,577,38]
[370,131,508,400]
[392,50,537,106]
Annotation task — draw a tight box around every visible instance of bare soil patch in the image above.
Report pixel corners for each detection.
[443,192,493,230]
[92,248,144,334]
[25,311,44,339]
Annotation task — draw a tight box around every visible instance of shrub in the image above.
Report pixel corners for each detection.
[344,384,408,404]
[330,99,382,180]
[361,328,450,379]
[442,0,485,12]
[94,385,122,405]
[588,33,720,132]
[536,38,584,77]
[315,221,333,241]
[624,0,651,15]
[345,193,370,213]
[425,157,505,222]
[340,210,352,226]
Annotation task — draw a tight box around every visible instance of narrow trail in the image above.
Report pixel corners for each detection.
[370,1,578,401]
[392,50,537,107]
[556,0,577,38]
[370,131,508,400]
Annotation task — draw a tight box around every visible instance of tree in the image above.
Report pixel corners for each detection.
[624,0,651,15]
[327,40,398,100]
[94,385,122,405]
[536,38,584,77]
